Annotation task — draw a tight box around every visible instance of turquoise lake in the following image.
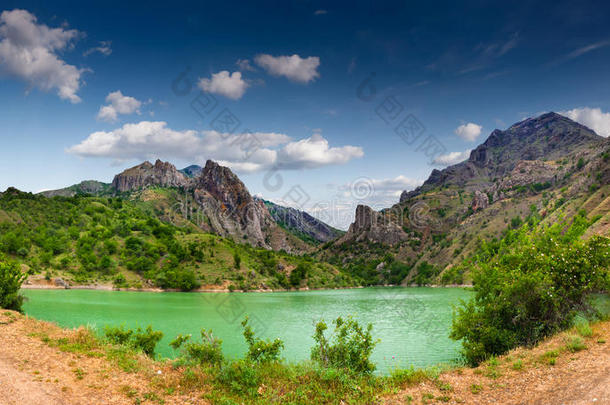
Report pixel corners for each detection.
[22,287,471,373]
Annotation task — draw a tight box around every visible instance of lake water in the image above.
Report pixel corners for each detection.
[22,287,471,373]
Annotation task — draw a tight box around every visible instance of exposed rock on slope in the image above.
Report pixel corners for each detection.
[112,160,188,192]
[338,205,409,246]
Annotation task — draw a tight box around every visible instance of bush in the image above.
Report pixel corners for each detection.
[170,329,224,365]
[241,316,284,363]
[216,360,260,395]
[0,260,27,312]
[450,220,610,365]
[103,324,163,358]
[132,326,164,357]
[311,316,378,374]
[104,324,133,345]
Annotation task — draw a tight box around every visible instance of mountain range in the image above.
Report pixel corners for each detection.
[31,112,610,286]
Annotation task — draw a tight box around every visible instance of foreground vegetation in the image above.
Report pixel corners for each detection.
[450,214,610,365]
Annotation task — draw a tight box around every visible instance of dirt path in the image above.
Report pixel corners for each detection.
[383,321,610,405]
[0,311,207,405]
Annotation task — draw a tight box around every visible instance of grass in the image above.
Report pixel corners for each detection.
[565,335,587,353]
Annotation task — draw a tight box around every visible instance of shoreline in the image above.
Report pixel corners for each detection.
[21,282,473,293]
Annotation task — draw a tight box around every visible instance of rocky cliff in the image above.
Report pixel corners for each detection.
[112,160,188,192]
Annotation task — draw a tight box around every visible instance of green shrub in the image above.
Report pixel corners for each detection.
[450,220,610,366]
[0,260,27,312]
[170,329,224,365]
[311,316,378,374]
[132,326,164,357]
[104,324,163,358]
[104,324,133,345]
[241,316,284,363]
[216,360,260,395]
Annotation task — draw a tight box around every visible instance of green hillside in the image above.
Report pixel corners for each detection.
[0,188,354,291]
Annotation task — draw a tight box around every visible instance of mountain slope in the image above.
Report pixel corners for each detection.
[325,112,610,285]
[260,199,344,244]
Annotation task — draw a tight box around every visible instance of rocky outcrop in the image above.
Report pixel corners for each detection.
[337,205,409,246]
[471,190,489,212]
[112,160,188,192]
[192,160,276,249]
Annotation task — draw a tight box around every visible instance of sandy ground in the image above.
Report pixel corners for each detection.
[0,310,608,405]
[383,321,610,405]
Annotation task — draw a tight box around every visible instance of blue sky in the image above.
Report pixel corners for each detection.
[1,0,610,228]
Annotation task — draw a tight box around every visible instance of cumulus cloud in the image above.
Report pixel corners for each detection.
[66,122,363,172]
[96,91,142,122]
[0,9,84,103]
[432,150,471,166]
[560,107,610,137]
[454,122,482,141]
[254,54,320,83]
[276,133,363,169]
[83,40,112,57]
[198,70,249,100]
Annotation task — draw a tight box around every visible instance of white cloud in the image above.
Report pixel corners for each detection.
[276,133,363,169]
[254,54,320,83]
[0,9,84,103]
[432,150,471,166]
[67,122,363,172]
[198,70,249,100]
[560,107,610,137]
[83,40,112,57]
[96,91,142,122]
[455,122,482,141]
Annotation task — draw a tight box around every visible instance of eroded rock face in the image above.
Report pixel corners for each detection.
[193,160,275,248]
[471,190,489,212]
[112,160,188,192]
[338,205,409,246]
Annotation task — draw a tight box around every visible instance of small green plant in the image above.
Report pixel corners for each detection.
[311,316,379,374]
[511,359,523,370]
[575,321,593,338]
[72,368,86,380]
[470,383,483,394]
[565,335,586,353]
[241,316,284,363]
[170,329,224,365]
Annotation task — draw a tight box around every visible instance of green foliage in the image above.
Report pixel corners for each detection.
[0,260,27,312]
[104,324,133,345]
[450,219,610,365]
[132,326,164,357]
[289,262,310,287]
[170,329,224,365]
[413,261,440,286]
[241,316,284,363]
[104,324,163,358]
[311,316,378,374]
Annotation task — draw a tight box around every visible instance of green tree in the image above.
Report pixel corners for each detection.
[0,260,27,312]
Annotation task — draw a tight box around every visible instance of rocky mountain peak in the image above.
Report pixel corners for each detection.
[111,160,188,192]
[400,112,604,202]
